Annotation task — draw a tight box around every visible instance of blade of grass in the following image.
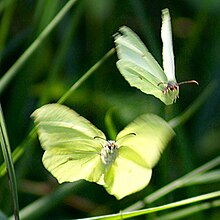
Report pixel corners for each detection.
[0,127,36,176]
[0,0,78,95]
[183,169,220,186]
[0,48,115,176]
[124,155,220,211]
[34,0,60,34]
[57,48,115,104]
[0,104,20,220]
[39,2,84,105]
[155,199,220,220]
[78,191,220,220]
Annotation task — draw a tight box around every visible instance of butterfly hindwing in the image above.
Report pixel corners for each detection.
[42,140,105,184]
[116,60,176,104]
[104,147,152,199]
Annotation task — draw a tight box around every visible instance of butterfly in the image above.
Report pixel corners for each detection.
[114,8,198,105]
[32,103,175,199]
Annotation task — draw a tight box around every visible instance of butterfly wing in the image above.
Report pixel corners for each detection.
[116,60,175,105]
[31,103,106,150]
[42,140,105,184]
[115,26,167,82]
[103,114,174,199]
[103,146,152,199]
[32,104,106,184]
[161,8,176,82]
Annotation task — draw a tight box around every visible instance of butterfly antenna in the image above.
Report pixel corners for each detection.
[157,82,167,86]
[117,133,136,141]
[94,136,106,141]
[177,80,199,86]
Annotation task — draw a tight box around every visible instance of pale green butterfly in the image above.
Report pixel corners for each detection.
[32,103,174,199]
[114,8,198,105]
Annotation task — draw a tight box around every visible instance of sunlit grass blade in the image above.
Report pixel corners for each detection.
[39,2,84,105]
[0,127,36,176]
[183,169,220,186]
[124,155,220,211]
[58,48,115,104]
[0,48,115,177]
[77,191,220,220]
[34,0,60,34]
[0,104,20,220]
[155,199,220,220]
[0,0,78,95]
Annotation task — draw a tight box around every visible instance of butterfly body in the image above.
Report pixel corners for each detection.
[158,81,179,94]
[101,140,118,165]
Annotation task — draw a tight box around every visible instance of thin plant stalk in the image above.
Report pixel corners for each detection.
[0,104,20,220]
[78,191,220,220]
[124,155,220,211]
[155,199,220,220]
[0,0,78,95]
[58,48,115,104]
[14,159,220,220]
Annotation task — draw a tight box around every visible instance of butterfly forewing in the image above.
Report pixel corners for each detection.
[116,114,175,168]
[31,104,106,150]
[116,26,149,55]
[161,8,176,82]
[115,26,167,81]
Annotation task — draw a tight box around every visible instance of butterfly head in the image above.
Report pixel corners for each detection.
[101,140,118,165]
[157,81,178,94]
[158,80,198,103]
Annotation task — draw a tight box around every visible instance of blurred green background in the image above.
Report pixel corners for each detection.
[0,0,220,219]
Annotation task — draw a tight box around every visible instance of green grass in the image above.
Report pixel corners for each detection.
[1,0,220,219]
